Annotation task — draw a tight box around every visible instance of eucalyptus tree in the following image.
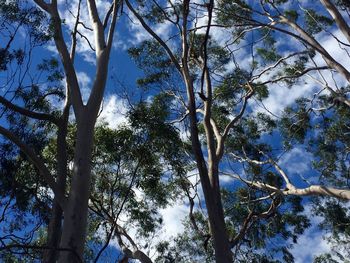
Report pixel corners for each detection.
[124,0,350,262]
[0,1,59,261]
[2,0,350,262]
[0,0,122,261]
[216,1,350,260]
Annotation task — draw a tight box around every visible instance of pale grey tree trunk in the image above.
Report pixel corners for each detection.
[58,119,95,262]
[31,1,120,261]
[43,104,70,263]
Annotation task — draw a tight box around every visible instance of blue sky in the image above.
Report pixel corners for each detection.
[1,0,350,262]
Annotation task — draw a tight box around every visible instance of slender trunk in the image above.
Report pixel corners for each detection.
[187,94,232,262]
[43,201,63,262]
[43,106,70,263]
[58,119,94,262]
[204,165,233,263]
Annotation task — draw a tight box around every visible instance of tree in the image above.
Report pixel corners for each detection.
[124,0,350,262]
[0,0,120,261]
[1,0,350,262]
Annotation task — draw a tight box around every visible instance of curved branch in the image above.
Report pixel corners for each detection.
[125,0,182,73]
[258,66,329,86]
[217,88,254,159]
[0,126,67,209]
[278,15,350,83]
[223,172,350,200]
[285,185,350,200]
[0,96,59,125]
[115,225,153,263]
[45,4,84,118]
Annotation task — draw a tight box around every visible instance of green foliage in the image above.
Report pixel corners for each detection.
[216,0,252,28]
[304,9,334,35]
[314,253,340,263]
[280,98,311,147]
[315,200,350,238]
[128,40,176,89]
[256,47,281,64]
[0,0,51,44]
[284,10,299,22]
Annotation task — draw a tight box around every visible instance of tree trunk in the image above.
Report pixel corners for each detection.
[43,201,63,262]
[58,119,94,262]
[43,107,69,263]
[188,108,233,262]
[203,167,233,263]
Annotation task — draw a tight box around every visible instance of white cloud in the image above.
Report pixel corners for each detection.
[291,206,332,263]
[159,201,189,239]
[97,95,128,129]
[76,71,92,103]
[126,11,174,47]
[278,147,313,177]
[252,81,316,117]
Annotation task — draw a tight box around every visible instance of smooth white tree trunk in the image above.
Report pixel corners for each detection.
[58,120,94,262]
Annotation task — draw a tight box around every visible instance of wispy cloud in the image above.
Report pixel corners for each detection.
[97,95,128,129]
[291,205,331,263]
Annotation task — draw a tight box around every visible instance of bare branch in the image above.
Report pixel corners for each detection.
[217,88,254,159]
[87,0,106,52]
[223,167,350,200]
[106,0,120,52]
[278,15,350,83]
[103,3,115,30]
[258,66,329,86]
[320,0,350,44]
[250,51,309,82]
[70,0,82,62]
[196,108,222,142]
[76,30,96,51]
[43,4,84,117]
[115,225,153,263]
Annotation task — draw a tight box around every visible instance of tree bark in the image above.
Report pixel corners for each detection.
[43,201,63,262]
[203,181,233,262]
[58,118,95,262]
[43,105,70,263]
[185,79,233,262]
[320,0,350,44]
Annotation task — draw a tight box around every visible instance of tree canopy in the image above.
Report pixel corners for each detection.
[0,0,349,262]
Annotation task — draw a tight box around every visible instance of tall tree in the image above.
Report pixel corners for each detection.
[1,0,350,262]
[0,0,121,261]
[125,0,350,262]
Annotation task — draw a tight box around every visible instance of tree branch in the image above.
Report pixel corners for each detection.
[0,126,67,209]
[278,15,350,83]
[115,225,153,263]
[125,0,182,73]
[0,95,59,125]
[217,88,254,159]
[320,0,350,44]
[87,0,106,52]
[42,4,84,117]
[33,0,51,13]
